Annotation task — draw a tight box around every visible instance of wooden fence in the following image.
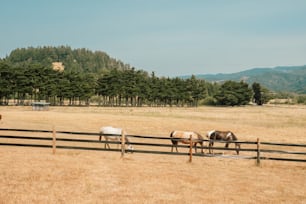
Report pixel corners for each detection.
[0,128,305,164]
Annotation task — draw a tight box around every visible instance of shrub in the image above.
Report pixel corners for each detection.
[201,96,217,106]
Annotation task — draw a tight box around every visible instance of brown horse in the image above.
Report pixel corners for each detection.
[99,126,134,151]
[206,130,240,155]
[170,131,204,153]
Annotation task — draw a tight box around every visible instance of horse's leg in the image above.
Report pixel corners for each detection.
[209,141,214,154]
[194,142,197,153]
[171,140,178,152]
[171,144,178,152]
[175,143,178,152]
[235,143,240,155]
[171,144,177,152]
[200,142,204,154]
[107,140,111,149]
[224,142,230,155]
[103,136,106,148]
[105,137,110,149]
[175,142,179,152]
[116,137,120,149]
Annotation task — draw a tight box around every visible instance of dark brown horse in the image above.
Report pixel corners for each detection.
[207,130,240,155]
[170,131,204,153]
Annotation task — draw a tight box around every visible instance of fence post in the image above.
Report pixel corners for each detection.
[189,134,193,163]
[256,138,260,166]
[52,126,56,154]
[121,130,125,158]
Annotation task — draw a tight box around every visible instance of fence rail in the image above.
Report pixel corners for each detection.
[0,128,305,163]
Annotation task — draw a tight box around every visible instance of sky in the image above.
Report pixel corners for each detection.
[1,0,306,77]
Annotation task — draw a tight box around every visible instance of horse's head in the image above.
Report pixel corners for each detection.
[125,137,134,152]
[225,131,238,141]
[126,144,134,154]
[127,144,134,151]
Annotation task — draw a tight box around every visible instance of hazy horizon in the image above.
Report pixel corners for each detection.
[1,0,306,77]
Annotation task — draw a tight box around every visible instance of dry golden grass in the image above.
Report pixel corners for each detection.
[0,105,306,204]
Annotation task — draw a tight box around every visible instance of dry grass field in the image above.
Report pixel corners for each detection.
[0,105,305,203]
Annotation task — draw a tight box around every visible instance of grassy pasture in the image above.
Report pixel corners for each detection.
[0,105,305,203]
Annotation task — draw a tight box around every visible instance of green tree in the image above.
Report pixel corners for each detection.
[0,61,14,104]
[252,82,263,105]
[215,81,252,106]
[252,82,272,105]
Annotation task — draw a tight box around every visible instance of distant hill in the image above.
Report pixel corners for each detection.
[186,66,306,94]
[5,46,132,74]
[4,47,306,94]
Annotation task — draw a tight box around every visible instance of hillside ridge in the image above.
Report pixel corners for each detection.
[187,65,306,94]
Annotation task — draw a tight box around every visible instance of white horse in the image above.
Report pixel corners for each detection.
[99,126,134,151]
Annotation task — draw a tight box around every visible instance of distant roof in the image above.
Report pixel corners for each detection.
[32,102,50,105]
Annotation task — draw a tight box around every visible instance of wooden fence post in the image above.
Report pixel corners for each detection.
[256,138,260,166]
[189,135,193,163]
[52,126,56,154]
[121,130,125,158]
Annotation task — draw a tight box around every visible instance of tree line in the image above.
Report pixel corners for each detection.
[0,60,270,107]
[0,46,271,107]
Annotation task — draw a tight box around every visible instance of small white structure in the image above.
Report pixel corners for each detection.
[32,102,50,111]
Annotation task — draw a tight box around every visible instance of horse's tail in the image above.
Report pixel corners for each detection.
[99,130,102,141]
[230,132,240,155]
[170,131,174,138]
[170,131,176,145]
[99,127,107,142]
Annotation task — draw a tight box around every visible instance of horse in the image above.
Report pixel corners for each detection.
[206,130,241,155]
[170,130,204,154]
[99,126,134,151]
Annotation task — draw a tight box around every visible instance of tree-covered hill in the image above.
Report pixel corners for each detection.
[5,46,131,73]
[190,66,306,94]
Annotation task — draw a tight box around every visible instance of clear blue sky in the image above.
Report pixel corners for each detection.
[1,0,306,77]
